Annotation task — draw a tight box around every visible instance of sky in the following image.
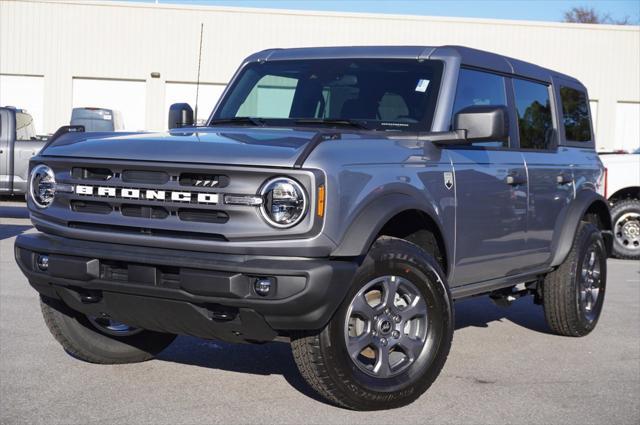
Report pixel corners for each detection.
[127,0,640,24]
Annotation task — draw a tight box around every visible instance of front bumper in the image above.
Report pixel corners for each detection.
[15,233,358,343]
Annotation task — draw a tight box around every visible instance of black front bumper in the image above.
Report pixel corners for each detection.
[15,233,358,343]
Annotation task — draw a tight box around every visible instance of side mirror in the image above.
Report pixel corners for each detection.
[168,103,194,129]
[454,105,509,142]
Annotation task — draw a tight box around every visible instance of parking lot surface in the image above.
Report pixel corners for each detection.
[1,199,639,424]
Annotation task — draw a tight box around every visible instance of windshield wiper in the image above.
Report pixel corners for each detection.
[209,117,266,127]
[293,118,371,130]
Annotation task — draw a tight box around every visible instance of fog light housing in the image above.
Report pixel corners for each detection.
[254,277,274,296]
[36,254,49,271]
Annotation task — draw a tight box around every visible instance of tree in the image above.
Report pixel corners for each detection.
[563,6,631,25]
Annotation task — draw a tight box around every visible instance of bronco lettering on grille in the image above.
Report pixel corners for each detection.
[74,185,219,204]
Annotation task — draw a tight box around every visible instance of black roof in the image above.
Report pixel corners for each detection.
[246,45,580,85]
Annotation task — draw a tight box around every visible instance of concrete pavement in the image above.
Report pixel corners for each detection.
[1,199,639,424]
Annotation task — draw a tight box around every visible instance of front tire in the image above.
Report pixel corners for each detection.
[40,296,176,364]
[291,237,453,410]
[543,222,607,337]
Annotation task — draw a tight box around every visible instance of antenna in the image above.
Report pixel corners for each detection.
[194,22,204,125]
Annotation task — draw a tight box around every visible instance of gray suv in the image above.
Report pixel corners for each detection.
[15,46,612,410]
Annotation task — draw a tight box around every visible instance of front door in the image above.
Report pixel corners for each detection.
[446,68,529,286]
[448,149,528,286]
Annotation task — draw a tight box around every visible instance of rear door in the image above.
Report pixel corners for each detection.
[512,78,574,268]
[446,69,529,286]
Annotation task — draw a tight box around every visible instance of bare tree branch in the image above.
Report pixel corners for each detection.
[563,6,632,25]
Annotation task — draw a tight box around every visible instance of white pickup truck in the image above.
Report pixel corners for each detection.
[599,150,640,259]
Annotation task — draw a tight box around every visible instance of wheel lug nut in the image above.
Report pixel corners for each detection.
[394,315,401,323]
[380,337,388,346]
[392,330,400,338]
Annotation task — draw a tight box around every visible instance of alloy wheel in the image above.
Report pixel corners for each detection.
[344,275,428,378]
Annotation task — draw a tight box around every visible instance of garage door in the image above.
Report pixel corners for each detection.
[615,102,640,152]
[72,78,146,131]
[165,82,226,127]
[0,75,45,134]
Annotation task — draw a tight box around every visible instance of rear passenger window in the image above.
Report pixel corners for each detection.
[513,79,553,150]
[452,69,507,147]
[560,87,592,142]
[16,112,37,141]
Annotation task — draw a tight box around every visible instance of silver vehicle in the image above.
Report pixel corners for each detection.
[15,46,612,410]
[0,107,47,195]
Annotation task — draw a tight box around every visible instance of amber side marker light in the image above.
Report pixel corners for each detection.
[317,185,326,217]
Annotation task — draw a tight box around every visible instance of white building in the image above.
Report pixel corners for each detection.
[1,0,638,151]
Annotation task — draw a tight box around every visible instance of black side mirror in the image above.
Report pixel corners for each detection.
[454,105,509,142]
[168,103,194,129]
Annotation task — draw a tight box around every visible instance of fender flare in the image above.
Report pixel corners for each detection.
[330,193,451,268]
[549,190,612,267]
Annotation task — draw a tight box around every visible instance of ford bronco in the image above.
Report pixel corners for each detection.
[15,46,612,410]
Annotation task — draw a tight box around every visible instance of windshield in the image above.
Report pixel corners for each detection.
[213,59,443,132]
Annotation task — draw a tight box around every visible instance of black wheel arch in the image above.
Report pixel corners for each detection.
[330,193,452,276]
[549,190,613,267]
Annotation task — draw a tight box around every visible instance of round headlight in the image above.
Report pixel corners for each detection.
[260,177,307,228]
[29,164,56,208]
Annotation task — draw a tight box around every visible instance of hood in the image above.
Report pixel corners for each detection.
[42,127,322,168]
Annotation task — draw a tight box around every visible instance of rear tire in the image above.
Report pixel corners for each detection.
[543,222,606,337]
[291,237,453,410]
[610,199,640,260]
[40,296,176,364]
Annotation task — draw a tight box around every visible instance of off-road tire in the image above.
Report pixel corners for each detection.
[40,295,176,364]
[291,237,454,410]
[543,222,607,337]
[610,198,640,260]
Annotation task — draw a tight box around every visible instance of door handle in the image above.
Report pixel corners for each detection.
[557,173,573,185]
[505,172,526,186]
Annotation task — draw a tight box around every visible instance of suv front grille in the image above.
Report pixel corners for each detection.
[60,164,241,228]
[42,158,319,243]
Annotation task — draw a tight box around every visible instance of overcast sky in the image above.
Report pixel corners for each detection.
[126,0,640,24]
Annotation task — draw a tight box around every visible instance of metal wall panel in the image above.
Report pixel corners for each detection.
[0,0,638,150]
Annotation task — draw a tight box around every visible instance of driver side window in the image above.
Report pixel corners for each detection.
[452,69,508,147]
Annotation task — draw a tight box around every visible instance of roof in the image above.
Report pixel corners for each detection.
[246,45,580,85]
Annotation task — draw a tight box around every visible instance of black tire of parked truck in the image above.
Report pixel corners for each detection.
[291,237,454,410]
[40,296,177,364]
[610,199,640,260]
[543,222,607,337]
